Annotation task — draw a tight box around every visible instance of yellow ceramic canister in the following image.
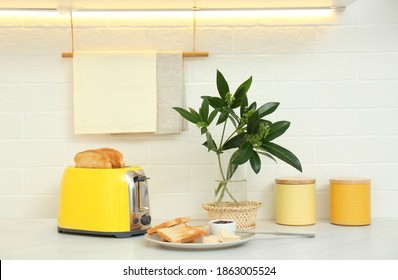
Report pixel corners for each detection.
[275,177,316,225]
[330,178,371,226]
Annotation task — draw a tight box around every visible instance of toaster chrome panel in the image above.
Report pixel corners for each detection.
[126,170,151,232]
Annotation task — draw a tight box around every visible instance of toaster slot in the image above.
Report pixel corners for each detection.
[136,175,150,211]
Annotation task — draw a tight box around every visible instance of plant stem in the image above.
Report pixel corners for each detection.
[217,120,228,182]
[215,180,239,205]
[219,123,244,153]
[224,184,239,203]
[214,113,243,205]
[216,153,239,205]
[217,153,226,182]
[218,121,228,153]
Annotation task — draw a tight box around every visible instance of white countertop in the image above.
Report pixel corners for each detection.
[1,218,397,260]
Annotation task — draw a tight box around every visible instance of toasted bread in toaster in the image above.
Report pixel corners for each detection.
[146,216,191,235]
[97,147,125,168]
[74,150,112,169]
[157,223,203,243]
[74,147,125,169]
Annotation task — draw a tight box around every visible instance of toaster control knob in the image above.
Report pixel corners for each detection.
[132,218,139,225]
[141,215,151,226]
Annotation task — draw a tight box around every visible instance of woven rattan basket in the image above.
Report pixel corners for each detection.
[202,201,263,229]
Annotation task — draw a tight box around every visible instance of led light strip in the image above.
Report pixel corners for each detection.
[0,5,339,59]
[0,5,344,13]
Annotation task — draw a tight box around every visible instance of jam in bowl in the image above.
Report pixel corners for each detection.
[208,219,237,235]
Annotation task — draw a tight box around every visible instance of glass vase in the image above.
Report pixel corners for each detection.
[214,151,247,205]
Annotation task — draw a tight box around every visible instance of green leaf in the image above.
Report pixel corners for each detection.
[231,142,253,165]
[257,150,277,163]
[173,107,199,124]
[228,115,238,128]
[225,107,239,125]
[265,121,291,141]
[247,110,260,134]
[248,101,257,111]
[202,139,218,152]
[205,130,216,151]
[231,76,252,108]
[258,102,280,118]
[222,133,245,150]
[217,110,229,125]
[249,151,261,174]
[226,150,239,180]
[189,107,200,121]
[240,94,248,117]
[199,98,209,123]
[216,70,230,100]
[261,142,302,172]
[208,109,219,125]
[203,96,226,109]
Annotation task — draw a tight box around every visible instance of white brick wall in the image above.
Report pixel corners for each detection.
[0,0,397,220]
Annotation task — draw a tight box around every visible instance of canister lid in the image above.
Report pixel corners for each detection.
[275,177,316,185]
[330,177,371,184]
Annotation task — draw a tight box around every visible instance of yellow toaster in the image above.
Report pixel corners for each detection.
[57,166,151,238]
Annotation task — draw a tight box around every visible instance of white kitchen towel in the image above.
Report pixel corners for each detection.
[73,50,157,134]
[155,51,188,134]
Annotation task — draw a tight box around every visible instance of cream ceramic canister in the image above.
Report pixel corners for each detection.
[274,177,316,225]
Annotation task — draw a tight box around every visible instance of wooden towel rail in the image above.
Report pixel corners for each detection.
[62,51,208,58]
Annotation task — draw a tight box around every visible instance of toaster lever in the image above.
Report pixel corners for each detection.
[136,176,150,183]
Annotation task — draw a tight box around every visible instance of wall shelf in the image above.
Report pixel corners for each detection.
[1,0,357,11]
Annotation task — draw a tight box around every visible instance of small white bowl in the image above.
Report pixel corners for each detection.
[208,219,237,235]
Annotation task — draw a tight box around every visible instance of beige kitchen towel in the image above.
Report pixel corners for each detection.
[73,50,157,134]
[155,51,188,134]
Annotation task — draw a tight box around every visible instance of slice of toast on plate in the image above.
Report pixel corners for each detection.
[146,216,191,235]
[157,223,203,243]
[191,225,209,236]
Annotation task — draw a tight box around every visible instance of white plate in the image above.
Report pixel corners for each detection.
[144,232,255,250]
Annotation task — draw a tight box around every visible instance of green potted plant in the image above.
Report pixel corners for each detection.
[173,70,302,228]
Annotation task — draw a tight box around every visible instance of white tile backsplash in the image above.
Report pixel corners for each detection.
[147,165,192,193]
[24,112,73,139]
[0,28,67,55]
[23,56,71,84]
[0,195,59,218]
[150,137,214,165]
[371,192,398,217]
[316,26,398,53]
[275,109,358,136]
[0,0,397,219]
[275,54,358,81]
[358,109,398,135]
[233,27,317,54]
[0,169,24,195]
[0,113,24,139]
[24,167,64,194]
[359,0,398,24]
[317,137,398,164]
[190,55,274,82]
[358,53,398,80]
[0,56,22,83]
[0,141,66,167]
[317,81,398,108]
